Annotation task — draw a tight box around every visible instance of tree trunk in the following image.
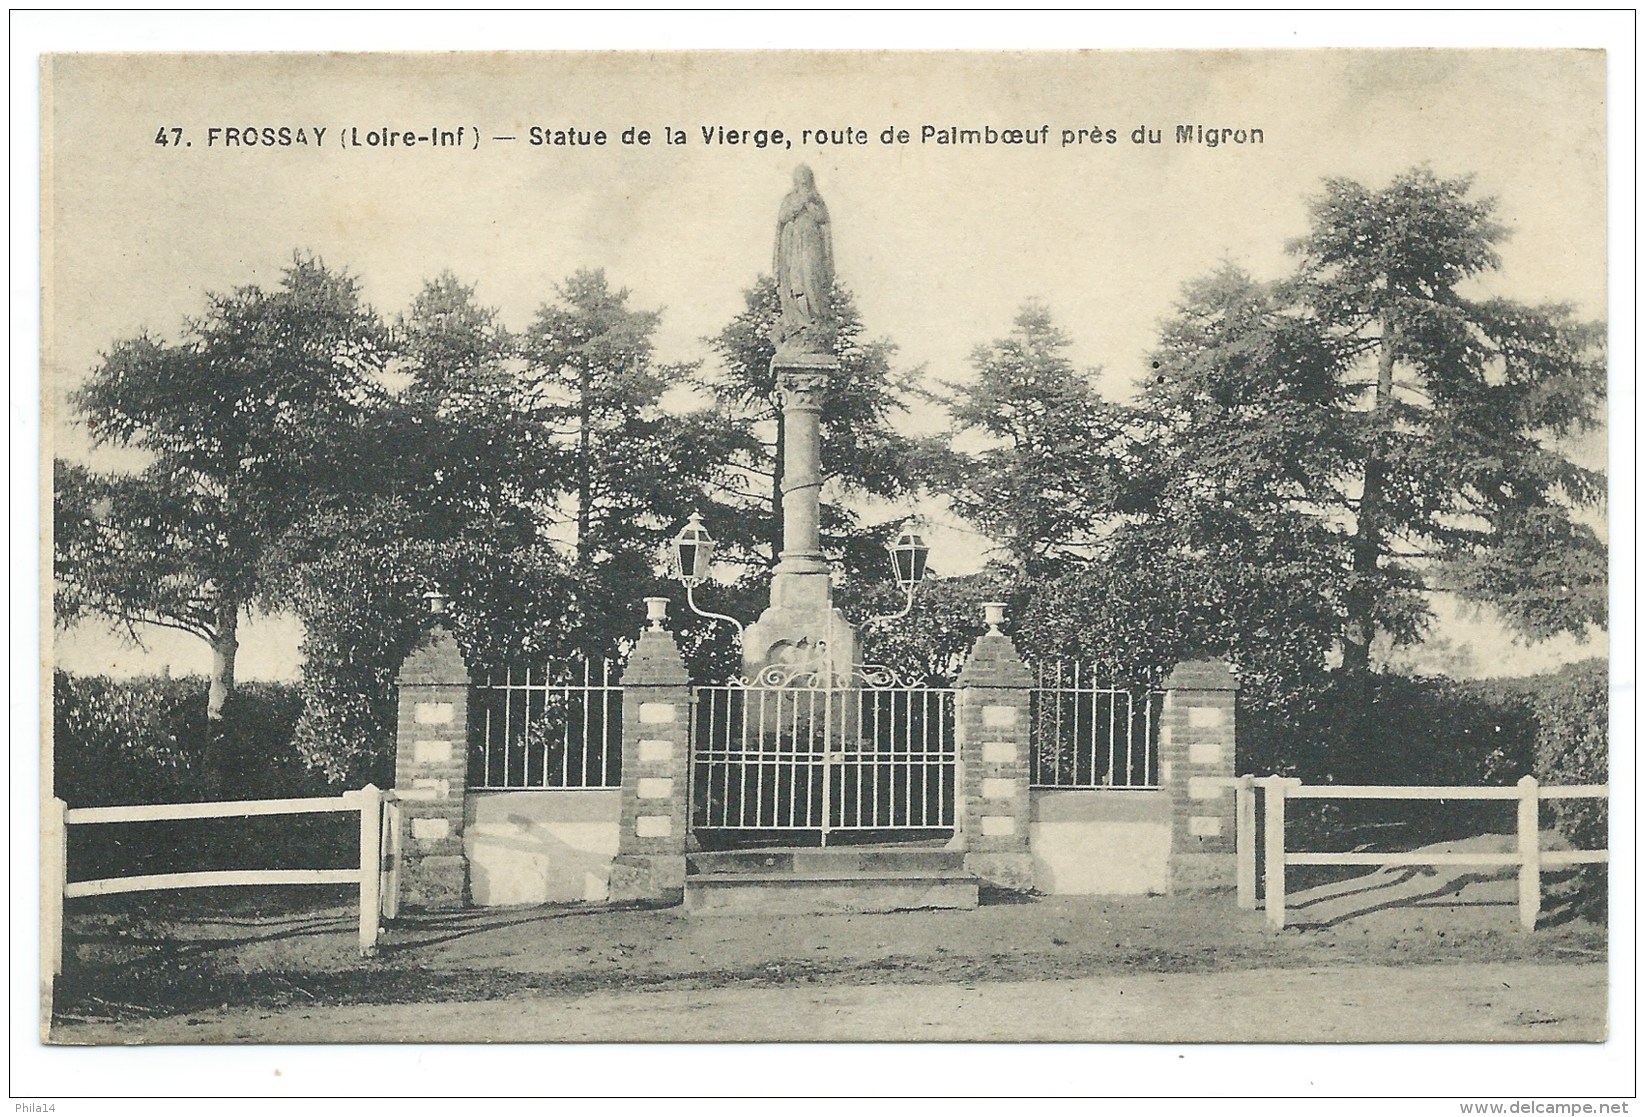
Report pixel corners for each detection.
[1342,317,1398,674]
[576,363,593,567]
[204,604,239,798]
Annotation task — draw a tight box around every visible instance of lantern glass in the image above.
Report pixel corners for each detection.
[889,522,930,591]
[672,512,715,584]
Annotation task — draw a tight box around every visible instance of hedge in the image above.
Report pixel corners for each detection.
[1237,660,1607,858]
[52,672,364,882]
[52,659,1606,887]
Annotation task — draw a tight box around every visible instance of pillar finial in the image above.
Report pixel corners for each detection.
[644,596,669,631]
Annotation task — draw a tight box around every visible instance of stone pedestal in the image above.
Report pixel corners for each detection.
[742,569,860,682]
[392,625,472,910]
[1161,658,1241,892]
[953,629,1036,891]
[610,625,692,903]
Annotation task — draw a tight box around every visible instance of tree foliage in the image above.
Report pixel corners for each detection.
[854,567,1023,685]
[936,169,1604,712]
[1287,167,1607,667]
[523,269,745,656]
[942,302,1131,578]
[275,269,759,771]
[55,254,392,774]
[1115,266,1361,690]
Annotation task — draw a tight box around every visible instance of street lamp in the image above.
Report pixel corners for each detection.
[669,511,744,637]
[867,517,931,625]
[671,511,714,588]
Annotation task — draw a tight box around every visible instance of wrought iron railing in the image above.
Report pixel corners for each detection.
[468,661,623,790]
[691,664,956,837]
[1030,662,1162,789]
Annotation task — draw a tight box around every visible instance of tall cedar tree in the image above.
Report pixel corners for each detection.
[523,269,744,659]
[55,255,391,787]
[1110,267,1358,693]
[1131,169,1605,684]
[943,302,1131,579]
[1289,168,1606,670]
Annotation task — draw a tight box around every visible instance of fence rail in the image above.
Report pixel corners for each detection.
[1231,775,1609,930]
[469,661,622,791]
[1029,663,1161,789]
[43,786,395,981]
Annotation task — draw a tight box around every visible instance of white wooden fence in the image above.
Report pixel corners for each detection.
[43,785,402,979]
[1232,775,1609,930]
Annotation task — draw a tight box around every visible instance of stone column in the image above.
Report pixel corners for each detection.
[775,362,830,575]
[392,624,472,910]
[742,357,859,679]
[1161,658,1240,891]
[953,625,1036,891]
[608,622,692,904]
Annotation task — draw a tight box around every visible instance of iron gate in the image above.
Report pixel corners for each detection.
[690,664,955,845]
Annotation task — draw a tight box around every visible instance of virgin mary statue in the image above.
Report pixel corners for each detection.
[772,165,834,358]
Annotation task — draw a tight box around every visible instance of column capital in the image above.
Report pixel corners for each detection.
[772,355,838,411]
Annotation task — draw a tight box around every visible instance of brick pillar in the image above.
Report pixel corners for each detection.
[953,627,1035,891]
[1161,658,1240,892]
[608,623,691,904]
[392,623,472,910]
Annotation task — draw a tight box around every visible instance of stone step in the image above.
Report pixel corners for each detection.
[684,870,979,915]
[684,844,978,914]
[687,846,965,876]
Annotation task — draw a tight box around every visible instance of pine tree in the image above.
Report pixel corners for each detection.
[1129,169,1606,680]
[523,269,744,656]
[1289,168,1607,669]
[943,301,1131,579]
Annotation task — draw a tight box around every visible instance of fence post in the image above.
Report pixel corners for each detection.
[355,785,383,956]
[392,621,472,910]
[380,797,402,923]
[952,608,1036,892]
[609,612,692,904]
[1235,776,1257,911]
[1161,659,1240,892]
[43,797,67,980]
[1260,776,1294,929]
[1517,774,1542,931]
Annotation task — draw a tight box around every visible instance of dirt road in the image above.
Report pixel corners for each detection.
[50,857,1606,1045]
[56,961,1602,1044]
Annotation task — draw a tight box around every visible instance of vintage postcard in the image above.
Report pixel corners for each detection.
[30,37,1627,1099]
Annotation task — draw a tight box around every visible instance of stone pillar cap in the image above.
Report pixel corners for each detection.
[1164,658,1239,692]
[396,624,471,685]
[619,627,690,686]
[954,630,1034,689]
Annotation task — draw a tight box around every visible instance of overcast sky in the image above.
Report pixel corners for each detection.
[44,49,1611,679]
